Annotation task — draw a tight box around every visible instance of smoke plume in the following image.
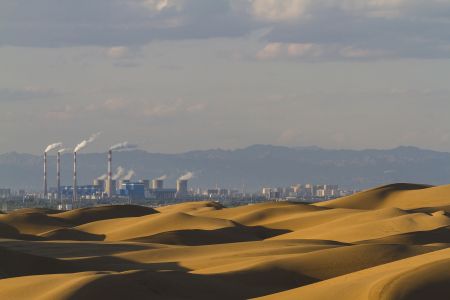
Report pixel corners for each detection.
[109,142,138,151]
[45,142,63,153]
[112,166,125,180]
[97,174,108,180]
[179,172,194,181]
[123,170,136,181]
[58,148,69,154]
[156,175,167,180]
[74,132,101,153]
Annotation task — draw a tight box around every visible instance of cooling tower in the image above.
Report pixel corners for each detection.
[176,179,188,198]
[152,179,164,189]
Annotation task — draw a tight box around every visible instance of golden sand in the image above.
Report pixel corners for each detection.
[0,183,448,299]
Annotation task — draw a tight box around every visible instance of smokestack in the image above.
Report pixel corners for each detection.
[73,151,77,209]
[57,151,61,204]
[44,152,47,198]
[106,150,113,197]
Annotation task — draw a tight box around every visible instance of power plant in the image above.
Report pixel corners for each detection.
[42,137,195,210]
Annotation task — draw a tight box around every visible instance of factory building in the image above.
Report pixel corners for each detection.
[61,185,103,199]
[119,182,145,200]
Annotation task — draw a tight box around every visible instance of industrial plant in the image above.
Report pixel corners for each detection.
[39,136,196,210]
[0,136,358,212]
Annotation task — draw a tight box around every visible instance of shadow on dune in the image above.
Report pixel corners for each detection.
[70,255,188,273]
[0,246,74,278]
[127,225,290,246]
[0,221,45,241]
[53,205,159,226]
[359,226,450,245]
[0,240,150,258]
[41,228,106,241]
[408,206,450,214]
[65,267,317,300]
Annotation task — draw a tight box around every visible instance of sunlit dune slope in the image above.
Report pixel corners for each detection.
[0,212,70,235]
[77,211,237,241]
[317,183,450,210]
[157,201,224,214]
[270,208,450,243]
[255,248,450,300]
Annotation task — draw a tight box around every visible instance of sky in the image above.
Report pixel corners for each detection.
[1,0,450,154]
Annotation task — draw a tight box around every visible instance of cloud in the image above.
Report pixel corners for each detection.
[88,97,205,118]
[141,0,183,12]
[0,87,59,102]
[106,46,131,59]
[257,0,450,60]
[1,0,450,60]
[249,0,310,21]
[256,42,389,60]
[0,0,251,47]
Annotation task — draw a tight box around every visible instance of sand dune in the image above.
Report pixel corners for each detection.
[157,201,224,214]
[77,211,236,241]
[317,183,450,210]
[0,183,448,299]
[256,248,450,300]
[54,205,158,225]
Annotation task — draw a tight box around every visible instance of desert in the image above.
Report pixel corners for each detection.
[0,183,448,299]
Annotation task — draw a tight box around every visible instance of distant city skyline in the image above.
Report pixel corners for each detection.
[1,1,450,154]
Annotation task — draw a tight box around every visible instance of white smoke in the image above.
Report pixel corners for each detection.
[97,174,108,180]
[58,148,69,154]
[156,175,167,180]
[179,172,194,181]
[112,166,125,180]
[45,142,63,153]
[74,132,101,153]
[123,170,136,181]
[109,142,138,151]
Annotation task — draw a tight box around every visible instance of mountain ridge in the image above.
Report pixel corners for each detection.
[1,145,450,190]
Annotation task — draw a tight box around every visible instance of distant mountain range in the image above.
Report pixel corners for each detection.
[1,145,450,191]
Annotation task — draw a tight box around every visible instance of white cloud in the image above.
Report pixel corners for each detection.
[106,47,130,59]
[256,42,388,60]
[256,43,283,60]
[250,0,310,21]
[1,0,450,60]
[140,0,183,11]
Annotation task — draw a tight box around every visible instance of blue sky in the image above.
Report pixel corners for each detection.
[1,0,450,154]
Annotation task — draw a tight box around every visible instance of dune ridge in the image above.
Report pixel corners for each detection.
[0,183,448,299]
